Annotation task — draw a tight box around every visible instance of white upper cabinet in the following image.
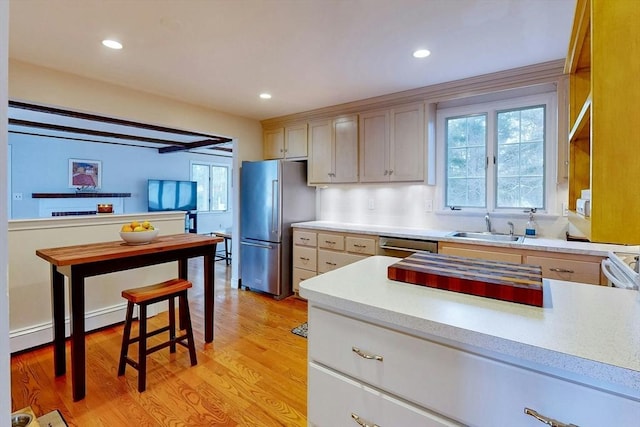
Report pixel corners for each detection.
[263,123,308,159]
[308,116,358,184]
[359,103,425,182]
[359,109,389,182]
[263,127,285,159]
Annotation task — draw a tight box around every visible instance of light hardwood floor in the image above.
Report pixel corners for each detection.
[11,259,309,426]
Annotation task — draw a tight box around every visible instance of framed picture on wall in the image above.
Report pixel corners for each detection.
[69,158,101,189]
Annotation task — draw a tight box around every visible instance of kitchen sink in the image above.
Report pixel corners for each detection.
[448,231,525,243]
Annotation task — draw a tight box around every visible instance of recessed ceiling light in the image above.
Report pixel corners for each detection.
[259,93,272,100]
[102,39,123,50]
[413,49,431,58]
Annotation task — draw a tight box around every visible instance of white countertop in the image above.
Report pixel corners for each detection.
[292,220,640,256]
[300,256,640,399]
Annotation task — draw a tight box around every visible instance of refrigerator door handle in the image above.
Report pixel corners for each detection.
[241,241,274,250]
[271,179,280,235]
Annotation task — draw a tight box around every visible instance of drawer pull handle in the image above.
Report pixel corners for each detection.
[352,346,383,361]
[351,413,380,427]
[326,262,337,266]
[549,268,575,273]
[353,244,367,248]
[524,408,578,427]
[299,257,310,261]
[300,237,309,241]
[325,240,336,244]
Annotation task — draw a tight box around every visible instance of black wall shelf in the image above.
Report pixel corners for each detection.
[32,193,131,198]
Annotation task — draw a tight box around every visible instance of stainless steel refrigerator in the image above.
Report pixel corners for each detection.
[240,160,315,299]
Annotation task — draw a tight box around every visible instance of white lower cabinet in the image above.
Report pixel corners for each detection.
[308,362,462,427]
[317,249,367,274]
[308,306,640,427]
[292,267,316,294]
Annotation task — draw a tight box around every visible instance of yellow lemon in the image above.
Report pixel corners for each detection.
[142,221,151,229]
[121,225,134,232]
[133,226,145,232]
[130,221,140,229]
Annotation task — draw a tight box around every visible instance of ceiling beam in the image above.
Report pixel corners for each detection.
[158,137,233,153]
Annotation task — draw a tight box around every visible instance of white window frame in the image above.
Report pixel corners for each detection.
[191,161,230,213]
[435,92,558,215]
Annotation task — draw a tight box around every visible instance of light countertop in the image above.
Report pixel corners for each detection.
[300,256,640,400]
[292,220,640,257]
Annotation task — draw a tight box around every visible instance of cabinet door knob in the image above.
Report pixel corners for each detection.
[524,407,578,427]
[352,346,383,361]
[384,170,388,175]
[351,413,380,427]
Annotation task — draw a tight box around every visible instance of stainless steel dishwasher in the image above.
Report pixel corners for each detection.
[377,236,438,258]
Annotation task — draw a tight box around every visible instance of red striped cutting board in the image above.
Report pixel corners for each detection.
[387,252,543,307]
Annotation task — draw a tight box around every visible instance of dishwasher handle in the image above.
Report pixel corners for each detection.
[378,244,433,254]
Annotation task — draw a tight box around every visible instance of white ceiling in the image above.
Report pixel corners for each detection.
[8,0,576,122]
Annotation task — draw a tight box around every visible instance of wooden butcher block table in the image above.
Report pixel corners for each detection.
[388,252,543,307]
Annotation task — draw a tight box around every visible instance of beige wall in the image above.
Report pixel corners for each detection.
[8,212,186,352]
[9,59,262,152]
[9,59,265,286]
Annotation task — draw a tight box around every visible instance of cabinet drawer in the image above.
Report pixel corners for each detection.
[293,230,317,247]
[526,255,601,285]
[292,267,316,294]
[345,236,376,255]
[318,233,344,250]
[308,362,462,427]
[317,250,367,273]
[293,246,317,271]
[309,306,639,426]
[439,245,522,264]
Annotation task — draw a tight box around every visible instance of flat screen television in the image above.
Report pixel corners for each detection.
[148,179,197,212]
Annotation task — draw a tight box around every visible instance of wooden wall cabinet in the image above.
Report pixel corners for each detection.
[359,103,425,183]
[565,0,640,244]
[263,123,308,160]
[308,116,358,184]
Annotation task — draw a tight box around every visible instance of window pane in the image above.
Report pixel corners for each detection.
[211,166,228,211]
[192,164,210,211]
[496,106,545,209]
[445,115,486,208]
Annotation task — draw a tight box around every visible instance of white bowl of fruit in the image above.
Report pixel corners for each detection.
[119,220,159,244]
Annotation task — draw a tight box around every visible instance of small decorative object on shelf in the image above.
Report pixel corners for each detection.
[75,186,98,193]
[97,203,113,213]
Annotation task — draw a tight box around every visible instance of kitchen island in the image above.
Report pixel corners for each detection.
[300,256,640,426]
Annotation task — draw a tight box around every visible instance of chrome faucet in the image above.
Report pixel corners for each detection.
[508,221,514,236]
[485,213,491,233]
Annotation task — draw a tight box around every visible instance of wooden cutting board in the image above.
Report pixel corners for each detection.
[387,252,543,307]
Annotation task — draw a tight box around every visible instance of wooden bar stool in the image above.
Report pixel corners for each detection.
[118,278,197,392]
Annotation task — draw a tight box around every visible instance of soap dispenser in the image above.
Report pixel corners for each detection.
[525,210,537,238]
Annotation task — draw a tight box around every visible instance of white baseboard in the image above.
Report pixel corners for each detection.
[10,301,165,353]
